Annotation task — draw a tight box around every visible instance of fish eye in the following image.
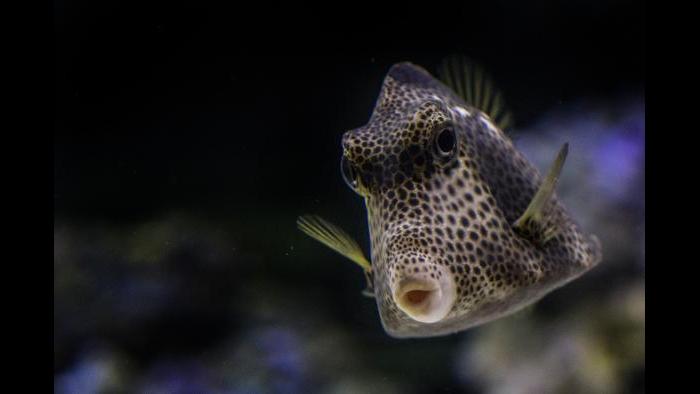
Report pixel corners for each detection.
[341,155,359,190]
[434,127,457,158]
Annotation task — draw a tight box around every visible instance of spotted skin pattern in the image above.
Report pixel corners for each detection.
[341,63,602,338]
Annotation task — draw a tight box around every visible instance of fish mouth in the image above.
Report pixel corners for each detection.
[393,272,456,324]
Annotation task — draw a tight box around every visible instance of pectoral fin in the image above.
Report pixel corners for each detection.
[297,215,374,296]
[513,143,569,244]
[361,270,375,298]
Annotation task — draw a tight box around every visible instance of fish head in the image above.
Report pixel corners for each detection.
[340,62,602,338]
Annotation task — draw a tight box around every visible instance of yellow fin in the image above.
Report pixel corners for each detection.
[514,143,569,242]
[437,55,514,131]
[297,215,371,272]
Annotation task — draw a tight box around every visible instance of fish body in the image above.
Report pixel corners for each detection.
[299,59,601,338]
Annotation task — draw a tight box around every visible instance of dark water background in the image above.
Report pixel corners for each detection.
[54,1,644,393]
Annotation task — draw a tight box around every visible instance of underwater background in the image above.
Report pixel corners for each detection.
[54,1,644,393]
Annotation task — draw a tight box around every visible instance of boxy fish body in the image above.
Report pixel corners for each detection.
[299,59,601,338]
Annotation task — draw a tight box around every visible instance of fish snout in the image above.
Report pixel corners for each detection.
[390,257,456,324]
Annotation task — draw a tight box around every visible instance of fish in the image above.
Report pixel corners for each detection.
[298,56,602,338]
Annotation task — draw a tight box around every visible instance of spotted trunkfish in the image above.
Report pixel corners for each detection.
[298,57,602,338]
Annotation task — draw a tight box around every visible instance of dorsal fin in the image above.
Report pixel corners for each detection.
[513,143,569,244]
[437,55,513,131]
